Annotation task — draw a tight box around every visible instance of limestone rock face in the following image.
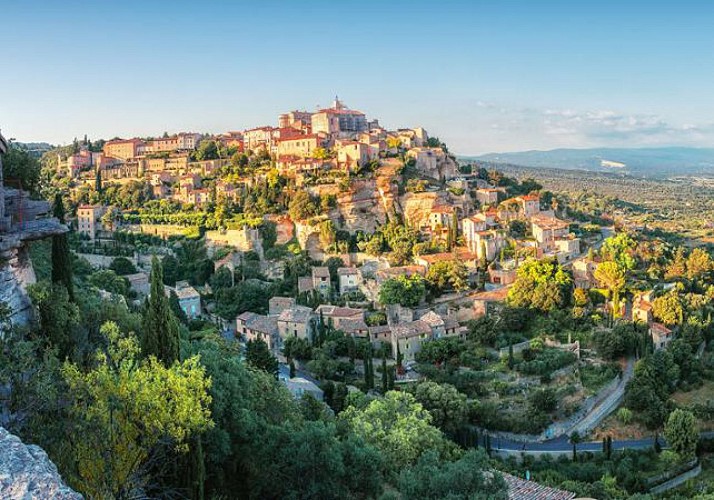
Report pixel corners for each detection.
[0,243,37,327]
[0,426,82,499]
[333,179,389,234]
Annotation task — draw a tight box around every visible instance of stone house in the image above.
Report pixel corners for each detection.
[337,267,362,295]
[236,312,279,351]
[277,306,315,344]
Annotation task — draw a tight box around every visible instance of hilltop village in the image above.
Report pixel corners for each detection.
[54,98,598,365]
[3,99,714,499]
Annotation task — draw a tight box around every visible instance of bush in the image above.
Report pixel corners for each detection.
[516,348,576,376]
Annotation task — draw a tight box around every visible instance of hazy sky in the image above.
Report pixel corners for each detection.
[2,0,713,154]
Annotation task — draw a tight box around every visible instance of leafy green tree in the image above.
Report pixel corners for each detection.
[89,269,128,296]
[288,190,318,221]
[410,381,468,434]
[109,256,137,276]
[594,260,626,317]
[398,449,507,500]
[425,259,469,294]
[596,322,640,360]
[283,336,312,361]
[685,247,713,280]
[28,281,80,360]
[340,391,456,469]
[142,256,180,365]
[2,143,41,194]
[60,321,212,498]
[194,139,219,161]
[51,194,74,301]
[245,339,278,378]
[246,421,383,499]
[529,387,558,413]
[378,274,426,308]
[601,233,637,270]
[652,291,685,326]
[664,409,698,460]
[507,258,572,312]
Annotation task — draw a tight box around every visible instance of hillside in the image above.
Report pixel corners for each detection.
[465,147,714,178]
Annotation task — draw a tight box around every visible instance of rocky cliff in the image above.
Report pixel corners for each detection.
[0,426,81,499]
[0,243,37,326]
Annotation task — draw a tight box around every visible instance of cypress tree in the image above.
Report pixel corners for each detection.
[363,353,370,389]
[188,435,205,500]
[51,194,74,301]
[142,256,180,365]
[95,168,102,193]
[381,350,388,393]
[367,350,375,389]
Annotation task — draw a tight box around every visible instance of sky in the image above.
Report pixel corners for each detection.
[1,0,714,154]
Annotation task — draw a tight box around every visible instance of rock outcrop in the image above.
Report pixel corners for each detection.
[0,426,81,499]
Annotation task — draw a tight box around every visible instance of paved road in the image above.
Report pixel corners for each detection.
[490,430,714,454]
[490,433,659,453]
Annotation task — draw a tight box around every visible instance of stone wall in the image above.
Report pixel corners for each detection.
[0,426,81,499]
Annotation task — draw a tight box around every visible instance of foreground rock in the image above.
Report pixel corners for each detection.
[0,426,81,499]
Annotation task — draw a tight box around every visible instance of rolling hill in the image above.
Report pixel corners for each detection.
[463,147,714,178]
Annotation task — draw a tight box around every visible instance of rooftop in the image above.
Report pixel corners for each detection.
[392,320,432,339]
[312,266,331,279]
[278,306,314,324]
[316,305,364,318]
[470,286,510,302]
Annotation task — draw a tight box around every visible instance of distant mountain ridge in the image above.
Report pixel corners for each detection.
[463,147,714,177]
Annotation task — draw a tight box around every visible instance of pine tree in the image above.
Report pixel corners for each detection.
[51,194,74,301]
[142,256,180,365]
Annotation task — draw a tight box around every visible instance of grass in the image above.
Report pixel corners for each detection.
[579,362,620,393]
[591,407,651,441]
[671,379,714,406]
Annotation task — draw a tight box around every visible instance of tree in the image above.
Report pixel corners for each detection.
[594,260,626,318]
[51,194,74,301]
[142,256,180,365]
[245,339,278,378]
[2,143,41,194]
[381,351,388,393]
[246,421,383,499]
[596,322,640,360]
[570,431,582,461]
[89,269,128,296]
[378,274,426,308]
[60,321,212,498]
[664,409,698,460]
[507,258,572,312]
[686,248,713,280]
[410,381,468,435]
[425,259,469,294]
[339,391,455,469]
[397,449,507,500]
[652,291,685,326]
[288,190,318,221]
[28,281,79,360]
[109,256,137,276]
[601,233,637,270]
